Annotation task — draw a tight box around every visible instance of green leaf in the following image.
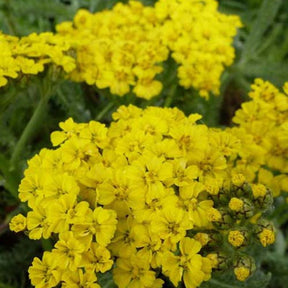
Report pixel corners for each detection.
[242,61,288,87]
[97,271,117,288]
[241,0,282,63]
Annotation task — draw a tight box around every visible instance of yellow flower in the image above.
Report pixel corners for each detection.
[207,208,222,222]
[162,238,211,288]
[28,252,61,288]
[50,117,80,146]
[151,206,192,244]
[231,173,246,187]
[259,228,275,247]
[234,267,250,281]
[228,230,245,247]
[82,243,113,273]
[53,231,86,271]
[251,184,267,198]
[194,233,210,247]
[27,200,53,239]
[113,252,157,288]
[228,197,244,212]
[9,214,27,233]
[73,207,117,248]
[61,269,100,288]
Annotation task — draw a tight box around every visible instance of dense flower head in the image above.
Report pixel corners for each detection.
[11,104,275,287]
[0,32,75,87]
[231,79,288,197]
[56,0,241,99]
[1,0,241,99]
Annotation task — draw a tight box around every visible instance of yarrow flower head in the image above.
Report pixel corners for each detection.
[231,79,288,198]
[10,104,275,288]
[55,0,241,99]
[0,32,75,87]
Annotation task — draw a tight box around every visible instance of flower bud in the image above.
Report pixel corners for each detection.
[234,198,254,219]
[254,219,276,247]
[228,230,247,248]
[232,182,253,199]
[211,208,233,230]
[253,186,273,211]
[258,228,276,247]
[234,266,250,281]
[228,197,244,212]
[231,173,246,187]
[233,255,255,281]
[213,252,231,271]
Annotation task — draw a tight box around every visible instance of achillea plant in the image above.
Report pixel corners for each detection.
[10,105,275,288]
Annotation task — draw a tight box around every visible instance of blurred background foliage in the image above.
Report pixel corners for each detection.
[0,0,288,287]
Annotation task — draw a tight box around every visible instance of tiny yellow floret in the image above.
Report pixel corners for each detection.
[234,267,250,281]
[9,214,27,232]
[232,173,246,186]
[228,230,245,247]
[259,228,275,247]
[252,184,267,198]
[207,208,222,222]
[229,197,244,212]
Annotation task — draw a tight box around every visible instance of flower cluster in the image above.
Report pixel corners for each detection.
[231,79,288,197]
[0,32,75,87]
[10,105,275,288]
[56,0,241,99]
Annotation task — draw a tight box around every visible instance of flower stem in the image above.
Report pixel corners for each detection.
[164,85,177,107]
[10,96,49,170]
[95,102,114,121]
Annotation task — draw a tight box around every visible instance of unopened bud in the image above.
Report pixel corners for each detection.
[211,208,233,230]
[229,197,244,212]
[234,267,250,281]
[254,219,276,247]
[235,198,254,219]
[228,230,247,248]
[259,228,275,247]
[251,184,267,198]
[253,187,273,211]
[231,173,246,187]
[234,255,255,282]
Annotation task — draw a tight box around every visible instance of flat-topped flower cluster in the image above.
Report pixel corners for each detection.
[10,104,275,288]
[57,0,241,99]
[1,0,241,99]
[231,79,288,198]
[0,32,75,87]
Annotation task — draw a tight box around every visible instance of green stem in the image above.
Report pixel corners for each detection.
[10,96,48,170]
[164,85,177,107]
[95,102,114,121]
[0,154,18,198]
[207,279,240,288]
[3,0,17,35]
